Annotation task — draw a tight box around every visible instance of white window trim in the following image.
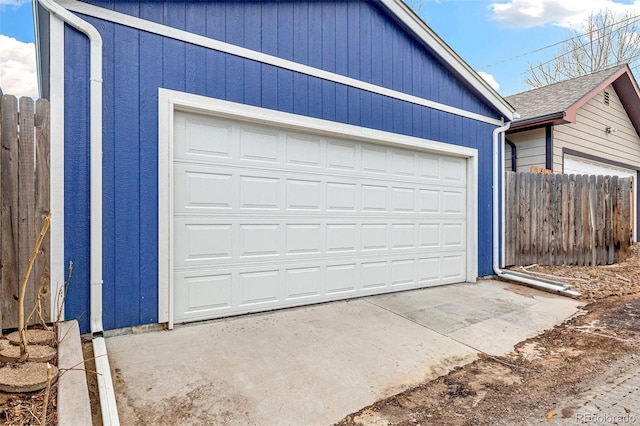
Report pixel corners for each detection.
[58,0,507,126]
[158,88,479,328]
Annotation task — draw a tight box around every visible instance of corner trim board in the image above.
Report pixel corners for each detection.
[49,15,65,319]
[545,125,553,171]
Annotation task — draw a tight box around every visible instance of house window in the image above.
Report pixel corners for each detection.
[604,91,610,105]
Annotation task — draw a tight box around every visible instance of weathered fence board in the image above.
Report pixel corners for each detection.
[505,172,632,267]
[18,97,36,318]
[35,98,51,323]
[0,92,51,332]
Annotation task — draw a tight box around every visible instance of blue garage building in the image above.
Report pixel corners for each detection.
[34,0,515,333]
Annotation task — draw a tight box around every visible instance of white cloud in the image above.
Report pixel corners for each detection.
[490,0,640,29]
[0,0,30,7]
[0,35,37,98]
[478,71,501,91]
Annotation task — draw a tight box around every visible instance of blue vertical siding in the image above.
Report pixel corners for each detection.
[64,26,90,328]
[64,1,504,332]
[138,3,163,326]
[80,0,500,119]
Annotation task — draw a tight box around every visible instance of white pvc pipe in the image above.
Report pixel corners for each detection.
[492,122,580,298]
[34,1,119,424]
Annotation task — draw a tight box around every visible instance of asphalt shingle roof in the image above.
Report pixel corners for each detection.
[506,65,626,123]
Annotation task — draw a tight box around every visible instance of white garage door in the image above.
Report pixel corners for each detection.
[564,154,637,241]
[564,155,636,179]
[172,111,468,323]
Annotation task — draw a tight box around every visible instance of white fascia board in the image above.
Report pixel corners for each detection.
[381,0,516,121]
[32,0,42,97]
[58,0,505,126]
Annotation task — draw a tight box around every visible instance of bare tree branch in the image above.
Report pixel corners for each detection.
[524,9,640,88]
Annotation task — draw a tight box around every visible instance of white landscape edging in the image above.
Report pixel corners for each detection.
[57,320,92,426]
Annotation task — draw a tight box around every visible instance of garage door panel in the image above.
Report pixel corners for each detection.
[419,257,440,284]
[175,114,234,160]
[326,264,358,295]
[174,252,465,322]
[174,223,234,265]
[174,271,234,319]
[239,176,281,210]
[419,224,440,248]
[239,224,281,258]
[238,270,281,306]
[173,112,469,323]
[443,255,466,280]
[173,217,465,268]
[418,153,440,180]
[391,224,415,249]
[174,163,465,216]
[285,134,322,168]
[443,190,466,215]
[327,182,357,211]
[286,266,322,300]
[391,259,416,287]
[285,224,323,255]
[443,223,465,247]
[442,157,467,183]
[362,146,388,174]
[286,179,322,210]
[326,224,357,253]
[327,140,357,171]
[174,167,235,211]
[392,151,416,177]
[239,126,280,163]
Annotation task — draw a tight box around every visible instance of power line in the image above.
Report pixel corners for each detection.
[519,14,640,76]
[479,12,640,70]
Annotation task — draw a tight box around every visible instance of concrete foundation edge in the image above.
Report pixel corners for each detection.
[57,320,92,425]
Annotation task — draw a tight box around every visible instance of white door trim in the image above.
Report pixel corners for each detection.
[158,88,479,328]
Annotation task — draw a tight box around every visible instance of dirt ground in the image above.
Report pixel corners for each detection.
[337,244,640,426]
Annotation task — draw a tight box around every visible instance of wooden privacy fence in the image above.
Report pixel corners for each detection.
[505,171,633,267]
[0,88,51,332]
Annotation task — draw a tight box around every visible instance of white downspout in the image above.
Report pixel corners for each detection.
[35,0,120,424]
[492,122,580,298]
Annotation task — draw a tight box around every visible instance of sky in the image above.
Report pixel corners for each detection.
[2,0,640,99]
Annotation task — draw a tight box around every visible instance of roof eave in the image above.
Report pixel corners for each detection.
[32,0,50,99]
[508,112,566,131]
[611,68,640,137]
[564,65,631,124]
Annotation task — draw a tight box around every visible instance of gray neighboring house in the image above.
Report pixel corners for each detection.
[505,64,640,241]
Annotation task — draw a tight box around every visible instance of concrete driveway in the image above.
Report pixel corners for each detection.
[106,280,581,425]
